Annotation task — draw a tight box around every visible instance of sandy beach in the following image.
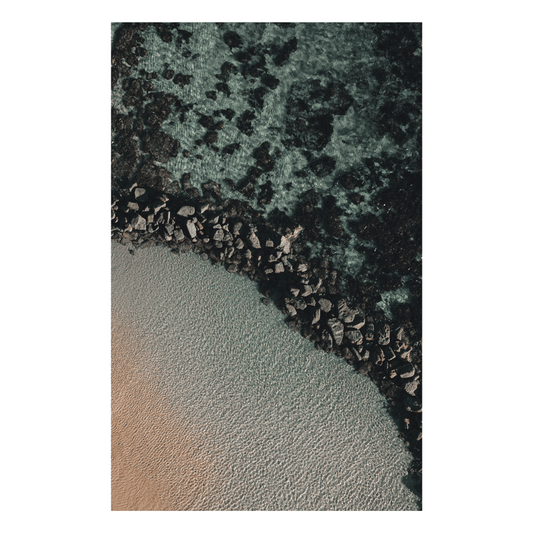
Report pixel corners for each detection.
[111,312,221,511]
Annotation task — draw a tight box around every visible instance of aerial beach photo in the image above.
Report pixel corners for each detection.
[111,22,422,511]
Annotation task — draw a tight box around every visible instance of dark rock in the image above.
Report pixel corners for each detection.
[404,395,422,413]
[261,297,270,306]
[310,156,336,178]
[321,330,333,351]
[370,346,385,366]
[173,73,193,87]
[364,322,375,341]
[274,37,298,66]
[224,31,243,49]
[206,90,217,101]
[216,82,231,97]
[143,131,180,163]
[222,142,241,156]
[345,328,363,344]
[336,299,357,323]
[327,319,344,346]
[220,108,236,121]
[398,363,416,379]
[236,110,256,136]
[348,192,364,205]
[262,73,280,89]
[181,173,191,190]
[377,324,391,345]
[133,187,150,202]
[163,69,175,80]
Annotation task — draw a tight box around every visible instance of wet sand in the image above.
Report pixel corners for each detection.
[111,313,221,511]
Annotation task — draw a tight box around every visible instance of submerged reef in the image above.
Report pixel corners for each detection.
[111,22,422,501]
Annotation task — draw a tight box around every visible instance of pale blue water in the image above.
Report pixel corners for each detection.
[112,241,419,510]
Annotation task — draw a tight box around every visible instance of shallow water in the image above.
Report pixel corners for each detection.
[111,241,419,510]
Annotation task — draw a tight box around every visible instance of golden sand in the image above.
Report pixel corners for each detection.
[111,313,221,511]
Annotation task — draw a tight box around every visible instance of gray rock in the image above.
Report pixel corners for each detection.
[293,298,307,311]
[265,239,274,248]
[227,264,239,273]
[178,205,195,217]
[290,287,300,297]
[301,285,313,297]
[131,215,146,231]
[134,187,150,202]
[345,328,363,344]
[306,296,316,307]
[404,377,420,396]
[327,318,344,346]
[186,219,197,239]
[337,299,357,323]
[297,263,308,272]
[222,232,233,241]
[398,363,416,379]
[165,224,174,235]
[311,308,321,324]
[235,238,245,249]
[248,231,261,249]
[200,253,209,261]
[199,202,210,214]
[318,298,332,313]
[377,324,391,345]
[267,254,278,263]
[244,249,252,259]
[232,221,242,235]
[212,229,224,241]
[174,228,185,241]
[274,262,285,274]
[264,268,274,275]
[286,304,297,317]
[127,202,139,211]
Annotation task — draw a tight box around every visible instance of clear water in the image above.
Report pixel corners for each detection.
[112,241,419,510]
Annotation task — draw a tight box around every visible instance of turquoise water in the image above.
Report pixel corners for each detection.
[112,241,419,510]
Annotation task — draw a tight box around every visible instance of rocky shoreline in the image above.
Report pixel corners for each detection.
[111,183,422,499]
[111,22,422,502]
